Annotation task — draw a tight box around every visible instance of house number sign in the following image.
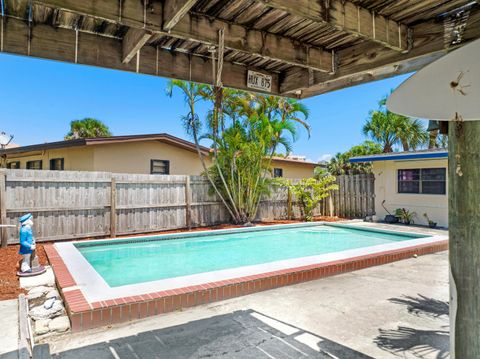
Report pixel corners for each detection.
[247,70,272,92]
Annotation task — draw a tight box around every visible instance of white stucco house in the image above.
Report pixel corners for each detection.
[350,149,448,228]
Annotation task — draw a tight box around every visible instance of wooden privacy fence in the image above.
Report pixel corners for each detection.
[331,174,376,219]
[0,170,374,244]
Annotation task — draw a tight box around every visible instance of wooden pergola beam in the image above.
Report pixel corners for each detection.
[122,28,153,64]
[0,16,281,95]
[281,11,480,97]
[258,0,410,52]
[170,13,334,73]
[31,0,333,73]
[163,0,199,31]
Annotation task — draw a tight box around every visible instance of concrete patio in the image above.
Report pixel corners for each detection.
[45,245,449,358]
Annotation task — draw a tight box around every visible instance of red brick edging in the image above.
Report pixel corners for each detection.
[44,240,448,332]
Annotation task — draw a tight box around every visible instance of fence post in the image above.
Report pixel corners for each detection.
[329,195,334,217]
[110,177,117,238]
[185,176,192,229]
[0,170,7,247]
[287,187,292,220]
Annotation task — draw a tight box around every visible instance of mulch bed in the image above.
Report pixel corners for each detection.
[0,217,343,301]
[0,244,48,300]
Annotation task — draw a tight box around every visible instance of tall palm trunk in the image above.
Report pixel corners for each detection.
[429,129,439,149]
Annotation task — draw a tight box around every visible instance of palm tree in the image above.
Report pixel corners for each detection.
[65,118,112,140]
[363,96,428,152]
[166,80,240,221]
[396,118,428,151]
[167,80,311,223]
[362,110,399,153]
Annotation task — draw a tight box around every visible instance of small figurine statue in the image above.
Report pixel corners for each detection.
[17,213,45,276]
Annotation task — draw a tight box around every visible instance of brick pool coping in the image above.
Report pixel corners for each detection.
[44,239,448,332]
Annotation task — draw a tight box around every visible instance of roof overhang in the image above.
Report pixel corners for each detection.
[350,151,448,163]
[1,1,479,99]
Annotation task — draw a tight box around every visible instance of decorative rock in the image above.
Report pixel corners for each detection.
[29,300,64,320]
[48,316,70,333]
[45,290,59,299]
[34,319,51,336]
[28,286,51,295]
[27,291,44,301]
[20,267,55,289]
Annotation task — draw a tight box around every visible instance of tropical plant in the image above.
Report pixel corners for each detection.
[423,213,437,228]
[395,208,417,225]
[167,80,310,224]
[327,141,382,175]
[65,118,112,140]
[363,96,428,152]
[281,176,339,221]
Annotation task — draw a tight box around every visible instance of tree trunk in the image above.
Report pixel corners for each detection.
[449,121,480,358]
[429,129,439,149]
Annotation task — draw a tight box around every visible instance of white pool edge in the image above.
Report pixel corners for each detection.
[54,223,448,303]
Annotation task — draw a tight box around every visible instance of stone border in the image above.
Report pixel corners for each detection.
[45,240,448,332]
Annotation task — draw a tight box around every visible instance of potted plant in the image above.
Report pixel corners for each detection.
[423,213,437,228]
[395,208,417,225]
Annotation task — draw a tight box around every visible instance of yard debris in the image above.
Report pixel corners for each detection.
[43,297,56,310]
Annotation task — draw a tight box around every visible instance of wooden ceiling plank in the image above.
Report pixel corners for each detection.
[122,28,152,63]
[258,0,410,51]
[171,12,334,72]
[31,0,333,72]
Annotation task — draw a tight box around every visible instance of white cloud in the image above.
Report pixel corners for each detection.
[318,154,332,162]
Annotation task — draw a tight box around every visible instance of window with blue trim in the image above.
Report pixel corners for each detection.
[398,168,446,195]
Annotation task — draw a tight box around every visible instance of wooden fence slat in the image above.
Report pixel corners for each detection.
[1,169,375,243]
[185,176,191,229]
[110,178,117,237]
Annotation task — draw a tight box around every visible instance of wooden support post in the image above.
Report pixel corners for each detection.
[185,176,191,230]
[0,170,7,247]
[110,178,116,238]
[449,121,480,358]
[287,187,292,220]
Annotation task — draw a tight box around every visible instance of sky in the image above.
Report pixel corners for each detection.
[0,53,414,162]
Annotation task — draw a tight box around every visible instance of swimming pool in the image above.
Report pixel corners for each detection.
[76,224,426,287]
[48,222,448,331]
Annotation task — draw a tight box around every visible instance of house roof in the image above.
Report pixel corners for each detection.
[0,133,319,167]
[349,149,448,163]
[271,156,319,167]
[0,133,211,156]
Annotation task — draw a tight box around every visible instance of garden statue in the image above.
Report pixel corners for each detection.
[17,213,46,276]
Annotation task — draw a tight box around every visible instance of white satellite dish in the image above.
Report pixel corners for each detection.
[0,132,13,147]
[387,38,480,121]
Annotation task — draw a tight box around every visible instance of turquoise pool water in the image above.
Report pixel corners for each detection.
[76,225,424,287]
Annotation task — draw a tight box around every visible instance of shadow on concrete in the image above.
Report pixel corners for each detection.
[389,294,449,318]
[54,309,373,359]
[0,351,19,359]
[375,294,449,358]
[374,327,449,359]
